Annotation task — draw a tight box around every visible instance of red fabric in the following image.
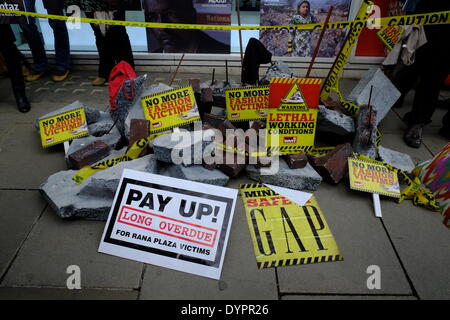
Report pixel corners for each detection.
[108,61,137,110]
[445,75,450,87]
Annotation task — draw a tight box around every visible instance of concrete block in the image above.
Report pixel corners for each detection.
[166,164,229,186]
[152,130,215,166]
[66,128,122,159]
[259,61,293,85]
[317,105,355,136]
[40,154,158,220]
[87,111,116,137]
[378,145,416,173]
[348,68,401,125]
[246,159,322,191]
[110,75,147,139]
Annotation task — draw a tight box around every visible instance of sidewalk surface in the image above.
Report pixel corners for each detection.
[0,71,449,300]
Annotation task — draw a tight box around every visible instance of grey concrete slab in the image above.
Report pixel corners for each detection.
[0,123,68,189]
[0,287,138,300]
[139,178,278,300]
[277,183,412,295]
[0,191,47,279]
[381,200,450,300]
[282,294,417,300]
[1,207,143,289]
[377,133,432,167]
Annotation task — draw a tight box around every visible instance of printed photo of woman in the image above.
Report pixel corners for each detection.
[288,1,318,57]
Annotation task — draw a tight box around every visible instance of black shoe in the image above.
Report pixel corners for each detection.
[404,124,423,148]
[14,90,31,113]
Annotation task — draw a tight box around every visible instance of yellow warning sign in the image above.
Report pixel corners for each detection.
[348,157,400,198]
[141,86,200,133]
[377,25,404,50]
[38,107,89,148]
[225,86,269,122]
[266,105,317,155]
[240,184,343,269]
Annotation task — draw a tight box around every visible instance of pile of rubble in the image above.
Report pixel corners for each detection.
[38,64,415,221]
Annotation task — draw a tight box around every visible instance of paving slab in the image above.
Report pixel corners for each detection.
[1,207,143,289]
[276,182,412,295]
[0,123,67,189]
[380,200,450,300]
[0,287,138,300]
[139,177,278,300]
[378,110,406,135]
[0,191,47,279]
[421,125,449,156]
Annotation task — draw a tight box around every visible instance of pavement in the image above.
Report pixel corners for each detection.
[0,70,449,301]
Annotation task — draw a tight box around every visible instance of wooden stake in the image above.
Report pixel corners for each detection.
[306,6,334,78]
[211,68,216,86]
[225,60,229,86]
[169,53,185,86]
[236,2,244,67]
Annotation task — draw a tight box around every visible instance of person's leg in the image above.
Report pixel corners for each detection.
[403,47,449,147]
[47,7,71,81]
[86,12,112,83]
[108,10,135,70]
[0,25,31,112]
[19,0,48,79]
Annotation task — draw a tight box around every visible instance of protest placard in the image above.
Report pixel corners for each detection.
[38,107,89,148]
[225,86,269,121]
[99,169,238,279]
[240,183,342,269]
[141,86,200,133]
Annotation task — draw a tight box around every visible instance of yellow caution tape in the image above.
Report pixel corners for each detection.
[354,153,441,212]
[72,135,152,184]
[1,8,449,31]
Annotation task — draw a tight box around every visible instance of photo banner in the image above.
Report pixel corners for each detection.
[99,169,238,280]
[260,0,352,57]
[0,0,27,24]
[144,0,231,53]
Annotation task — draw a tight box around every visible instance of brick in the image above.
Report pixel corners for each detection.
[127,119,150,154]
[309,143,353,184]
[67,140,111,169]
[284,153,308,169]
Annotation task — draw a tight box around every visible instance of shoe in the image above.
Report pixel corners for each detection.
[403,124,423,148]
[25,71,46,82]
[52,70,70,82]
[92,77,106,86]
[13,89,31,113]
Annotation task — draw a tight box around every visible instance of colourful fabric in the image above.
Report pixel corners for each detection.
[289,14,318,57]
[413,143,450,227]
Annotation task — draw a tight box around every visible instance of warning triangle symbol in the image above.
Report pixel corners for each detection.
[282,82,306,104]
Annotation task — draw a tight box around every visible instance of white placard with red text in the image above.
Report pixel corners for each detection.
[98,169,238,280]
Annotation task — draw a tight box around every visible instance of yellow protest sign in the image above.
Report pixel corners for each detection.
[141,86,200,133]
[225,86,269,122]
[377,25,404,50]
[38,107,89,148]
[348,158,400,198]
[240,184,343,269]
[266,104,317,155]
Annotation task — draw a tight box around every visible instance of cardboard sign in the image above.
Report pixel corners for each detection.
[141,86,200,133]
[348,158,400,198]
[0,0,27,24]
[240,184,343,269]
[266,104,318,155]
[225,86,269,121]
[377,25,404,51]
[38,107,89,148]
[269,78,321,109]
[99,169,238,280]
